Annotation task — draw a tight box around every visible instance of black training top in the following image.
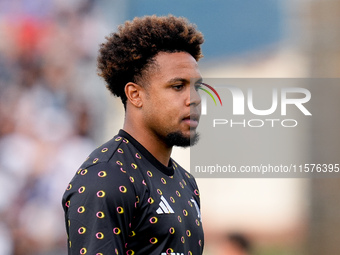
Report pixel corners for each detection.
[62,129,204,255]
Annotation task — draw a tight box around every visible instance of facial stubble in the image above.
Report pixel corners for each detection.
[164,130,200,148]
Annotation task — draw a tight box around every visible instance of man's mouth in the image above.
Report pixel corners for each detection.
[182,114,200,128]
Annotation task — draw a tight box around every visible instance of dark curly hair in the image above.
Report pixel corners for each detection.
[97,15,204,107]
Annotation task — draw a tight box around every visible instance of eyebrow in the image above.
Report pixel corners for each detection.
[166,77,203,84]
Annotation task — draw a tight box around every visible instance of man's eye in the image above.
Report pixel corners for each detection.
[173,85,184,90]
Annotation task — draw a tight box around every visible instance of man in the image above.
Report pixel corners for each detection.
[62,15,204,255]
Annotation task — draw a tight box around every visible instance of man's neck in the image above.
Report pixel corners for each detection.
[122,125,172,167]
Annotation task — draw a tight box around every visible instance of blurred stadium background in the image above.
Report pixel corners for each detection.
[0,0,340,254]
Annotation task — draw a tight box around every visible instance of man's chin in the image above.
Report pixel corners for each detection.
[165,131,200,148]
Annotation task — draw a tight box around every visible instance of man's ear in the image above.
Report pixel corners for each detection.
[125,82,143,108]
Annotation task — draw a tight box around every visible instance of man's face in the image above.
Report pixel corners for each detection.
[141,51,202,147]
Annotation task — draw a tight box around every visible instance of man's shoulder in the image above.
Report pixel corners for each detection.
[172,159,196,181]
[62,135,143,204]
[67,133,146,187]
[79,135,129,169]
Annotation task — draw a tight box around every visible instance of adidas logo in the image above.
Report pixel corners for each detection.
[156,196,174,214]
